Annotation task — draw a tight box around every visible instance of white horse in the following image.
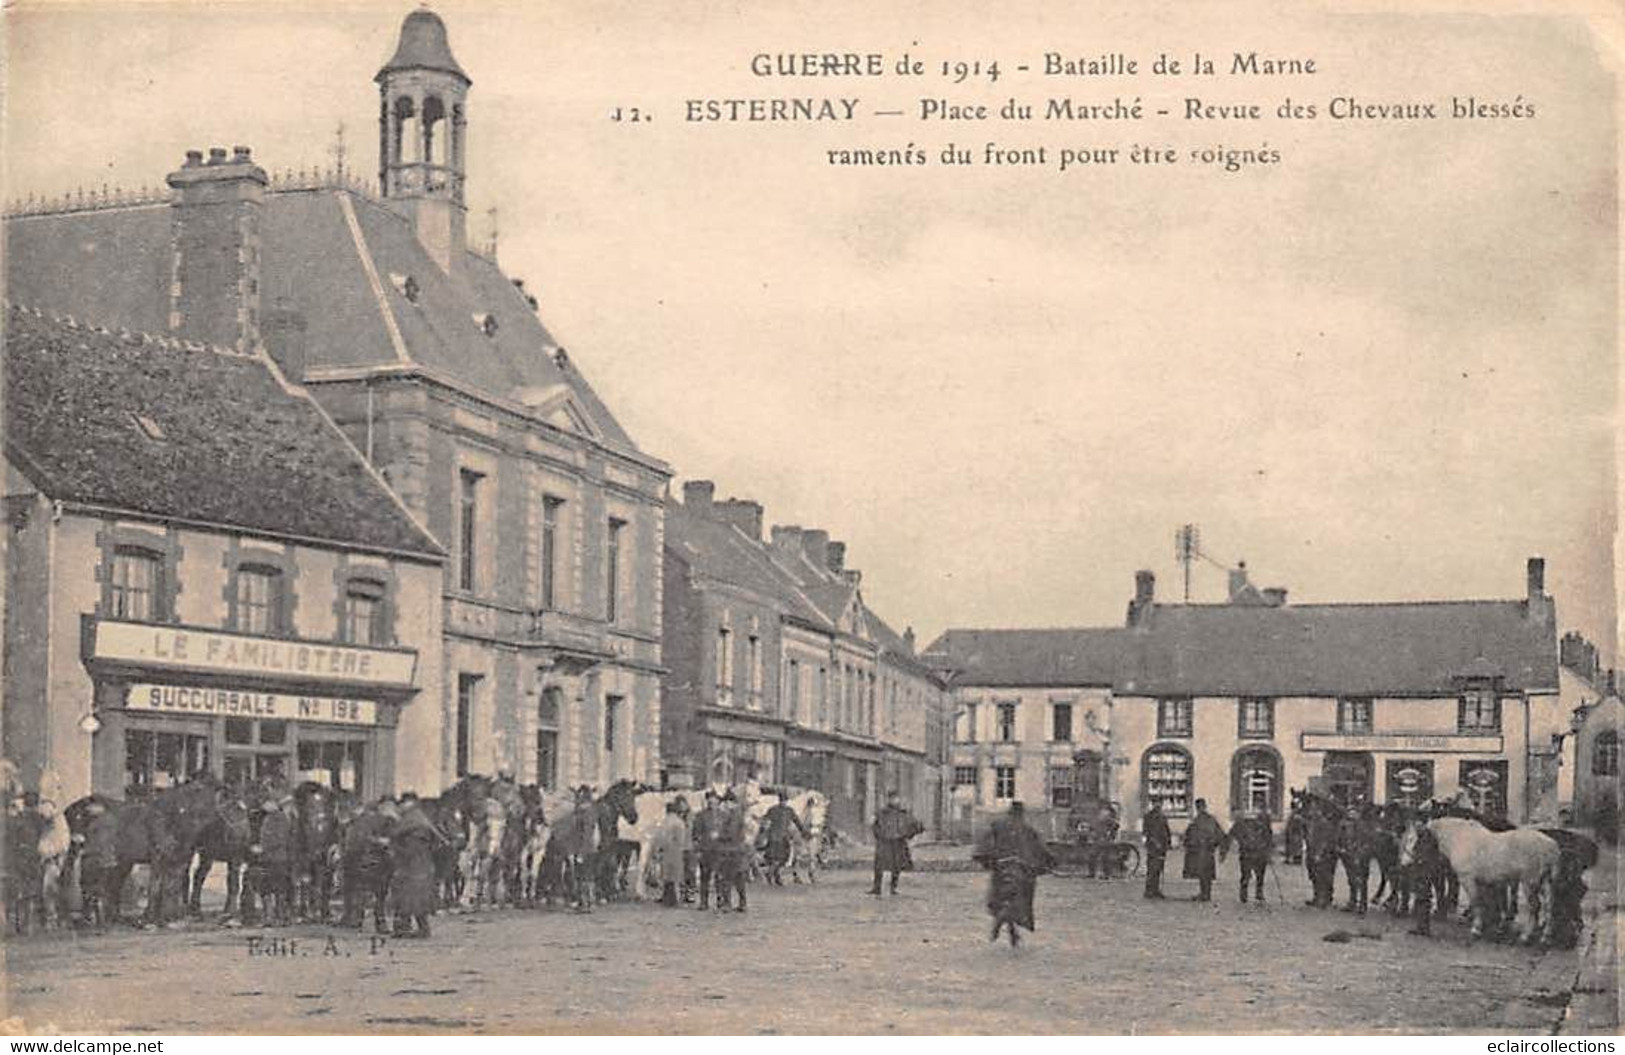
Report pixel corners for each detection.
[1429,816,1560,943]
[621,789,707,900]
[465,797,507,908]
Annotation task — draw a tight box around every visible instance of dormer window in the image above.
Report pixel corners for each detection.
[552,347,570,371]
[473,312,498,337]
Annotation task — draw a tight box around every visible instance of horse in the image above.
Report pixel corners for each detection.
[501,785,547,906]
[592,779,643,901]
[783,790,830,883]
[619,788,707,900]
[187,788,256,919]
[1429,815,1560,943]
[537,790,600,910]
[66,778,224,927]
[290,783,342,922]
[466,796,508,908]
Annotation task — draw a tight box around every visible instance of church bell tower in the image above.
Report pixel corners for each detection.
[376,7,471,272]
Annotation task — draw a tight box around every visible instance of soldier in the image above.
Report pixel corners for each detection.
[869,790,924,896]
[715,790,748,912]
[1181,798,1226,902]
[1338,805,1378,915]
[1303,800,1341,909]
[1141,801,1171,900]
[340,797,397,933]
[1283,802,1307,864]
[1228,807,1274,904]
[691,789,724,911]
[759,790,809,887]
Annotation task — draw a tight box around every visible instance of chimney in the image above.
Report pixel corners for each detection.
[1127,570,1156,627]
[1227,561,1251,602]
[715,498,764,542]
[903,627,916,654]
[1526,556,1553,623]
[802,529,830,570]
[826,541,847,574]
[841,568,862,588]
[682,480,715,512]
[770,525,803,562]
[165,145,268,352]
[261,301,308,381]
[1262,587,1288,607]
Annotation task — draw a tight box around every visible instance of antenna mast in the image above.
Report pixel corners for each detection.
[1175,524,1200,602]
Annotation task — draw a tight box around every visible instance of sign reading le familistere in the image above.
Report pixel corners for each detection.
[89,620,416,689]
[127,684,378,727]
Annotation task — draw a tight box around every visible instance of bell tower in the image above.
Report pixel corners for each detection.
[376,7,471,272]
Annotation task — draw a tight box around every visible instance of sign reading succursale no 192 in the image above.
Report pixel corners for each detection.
[89,620,416,689]
[126,684,377,726]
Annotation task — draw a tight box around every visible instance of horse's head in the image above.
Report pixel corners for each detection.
[605,780,640,825]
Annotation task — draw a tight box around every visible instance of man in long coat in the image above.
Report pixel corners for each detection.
[691,790,725,911]
[1181,798,1226,902]
[1141,801,1172,899]
[759,791,809,887]
[869,790,925,896]
[1303,801,1341,909]
[973,801,1056,944]
[713,791,749,912]
[648,798,690,907]
[340,797,397,933]
[389,793,443,938]
[1338,805,1379,915]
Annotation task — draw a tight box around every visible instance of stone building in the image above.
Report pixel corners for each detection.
[3,307,445,803]
[3,9,670,792]
[1571,673,1622,840]
[928,557,1570,836]
[662,481,951,834]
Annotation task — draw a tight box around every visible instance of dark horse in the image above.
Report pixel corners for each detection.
[67,778,224,926]
[424,775,487,908]
[593,780,642,902]
[187,786,258,918]
[292,783,343,922]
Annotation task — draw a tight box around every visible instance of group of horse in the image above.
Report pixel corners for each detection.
[42,773,831,929]
[1287,789,1597,947]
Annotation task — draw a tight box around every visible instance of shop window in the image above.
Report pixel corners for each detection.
[996,702,1017,742]
[1238,698,1274,739]
[1158,698,1193,738]
[341,578,387,645]
[1143,744,1193,816]
[1231,747,1282,816]
[235,564,284,635]
[297,737,365,794]
[1458,689,1501,733]
[125,727,209,799]
[109,547,164,621]
[1052,702,1073,742]
[994,765,1017,800]
[953,765,977,787]
[1386,759,1434,807]
[1594,731,1620,778]
[1049,765,1074,808]
[1459,760,1509,818]
[456,673,481,777]
[223,718,292,789]
[1337,697,1373,733]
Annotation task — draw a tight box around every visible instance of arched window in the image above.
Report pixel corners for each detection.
[1142,743,1193,817]
[422,95,446,167]
[394,96,418,165]
[1594,730,1620,778]
[1232,746,1283,817]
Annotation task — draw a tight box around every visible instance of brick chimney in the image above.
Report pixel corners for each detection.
[1262,587,1288,607]
[682,480,715,512]
[770,525,804,563]
[1227,561,1251,602]
[827,541,847,574]
[166,146,268,352]
[715,498,764,542]
[802,529,830,570]
[1526,556,1553,623]
[1127,570,1155,627]
[903,626,916,653]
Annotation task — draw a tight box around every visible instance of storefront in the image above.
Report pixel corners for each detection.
[1300,731,1511,815]
[82,618,421,801]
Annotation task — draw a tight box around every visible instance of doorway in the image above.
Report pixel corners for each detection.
[1322,751,1374,808]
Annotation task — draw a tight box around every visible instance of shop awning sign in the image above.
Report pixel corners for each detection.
[126,684,377,727]
[1300,732,1503,754]
[86,619,417,690]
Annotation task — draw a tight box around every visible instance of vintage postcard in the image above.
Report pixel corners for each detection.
[0,0,1619,1038]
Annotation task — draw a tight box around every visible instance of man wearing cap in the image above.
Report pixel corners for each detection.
[691,789,725,911]
[389,792,443,937]
[870,789,925,896]
[1181,798,1226,903]
[1228,807,1274,904]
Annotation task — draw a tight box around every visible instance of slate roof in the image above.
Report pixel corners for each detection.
[665,499,831,629]
[4,306,443,558]
[927,599,1558,697]
[922,628,1129,688]
[4,187,639,453]
[378,9,469,83]
[1119,601,1558,697]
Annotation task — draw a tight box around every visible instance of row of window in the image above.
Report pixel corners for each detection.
[451,673,623,789]
[456,469,628,621]
[107,546,390,645]
[953,749,1520,817]
[955,694,1506,743]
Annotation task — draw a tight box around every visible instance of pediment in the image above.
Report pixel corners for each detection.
[514,383,600,439]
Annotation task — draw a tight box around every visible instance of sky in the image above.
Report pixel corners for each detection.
[6,0,1619,657]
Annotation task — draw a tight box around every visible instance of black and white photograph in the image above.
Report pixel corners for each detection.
[0,0,1619,1039]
